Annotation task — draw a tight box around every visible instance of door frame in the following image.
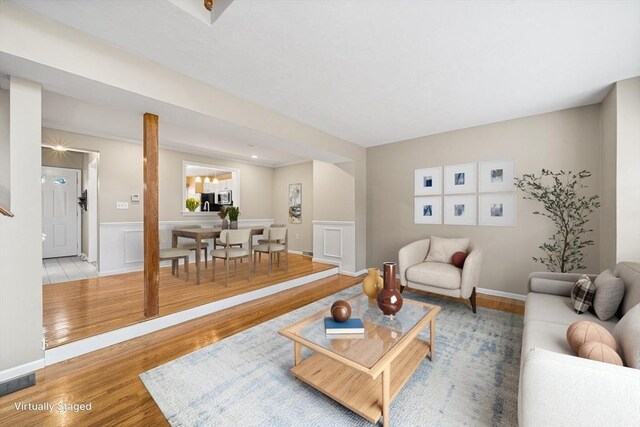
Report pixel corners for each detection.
[41,166,82,258]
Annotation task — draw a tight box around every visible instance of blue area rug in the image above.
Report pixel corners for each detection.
[140,286,523,426]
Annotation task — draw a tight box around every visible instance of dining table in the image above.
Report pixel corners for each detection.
[171,226,265,285]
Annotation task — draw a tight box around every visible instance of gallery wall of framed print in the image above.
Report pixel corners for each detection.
[288,183,302,224]
[479,193,516,226]
[444,195,477,225]
[444,162,477,194]
[414,167,442,196]
[414,196,442,224]
[479,160,516,193]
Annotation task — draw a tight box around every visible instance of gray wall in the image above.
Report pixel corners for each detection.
[600,85,617,270]
[0,89,9,208]
[366,105,602,296]
[273,162,313,253]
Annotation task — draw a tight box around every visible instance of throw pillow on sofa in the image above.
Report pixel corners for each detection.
[578,342,623,366]
[566,320,617,353]
[612,303,640,368]
[571,275,595,314]
[425,236,470,264]
[593,269,625,321]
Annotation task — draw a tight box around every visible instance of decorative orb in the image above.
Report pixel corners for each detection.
[451,251,468,269]
[578,341,623,366]
[331,300,351,323]
[566,321,616,353]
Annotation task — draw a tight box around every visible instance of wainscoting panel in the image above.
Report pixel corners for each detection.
[313,220,356,275]
[99,219,274,275]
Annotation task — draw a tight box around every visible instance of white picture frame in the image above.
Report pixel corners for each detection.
[444,162,477,194]
[414,167,442,196]
[414,196,442,224]
[444,195,476,225]
[479,193,516,227]
[479,160,516,193]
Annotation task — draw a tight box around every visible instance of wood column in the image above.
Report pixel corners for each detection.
[143,113,159,317]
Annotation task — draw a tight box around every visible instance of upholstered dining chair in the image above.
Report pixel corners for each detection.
[211,229,252,286]
[159,247,190,282]
[176,224,209,268]
[256,223,286,262]
[398,236,482,312]
[253,227,288,275]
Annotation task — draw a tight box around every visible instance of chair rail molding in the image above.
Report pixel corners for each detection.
[312,220,356,276]
[99,219,274,275]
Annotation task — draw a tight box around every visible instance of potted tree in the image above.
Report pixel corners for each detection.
[218,206,229,229]
[227,206,240,229]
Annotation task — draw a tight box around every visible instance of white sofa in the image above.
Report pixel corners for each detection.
[519,262,640,427]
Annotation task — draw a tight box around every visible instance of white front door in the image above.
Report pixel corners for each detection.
[42,167,80,258]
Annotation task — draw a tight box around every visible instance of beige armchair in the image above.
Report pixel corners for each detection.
[398,237,482,312]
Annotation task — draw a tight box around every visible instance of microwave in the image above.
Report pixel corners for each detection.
[218,190,232,205]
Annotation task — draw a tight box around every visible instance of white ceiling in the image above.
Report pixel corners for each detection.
[9,0,640,147]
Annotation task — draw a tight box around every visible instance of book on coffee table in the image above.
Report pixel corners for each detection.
[324,317,365,334]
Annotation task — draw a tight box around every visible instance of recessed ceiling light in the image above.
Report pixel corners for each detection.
[251,155,258,159]
[54,144,67,152]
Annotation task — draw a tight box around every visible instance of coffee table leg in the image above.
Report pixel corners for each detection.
[382,367,390,427]
[294,342,301,366]
[430,318,436,362]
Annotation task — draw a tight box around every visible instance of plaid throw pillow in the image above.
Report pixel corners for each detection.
[571,275,596,314]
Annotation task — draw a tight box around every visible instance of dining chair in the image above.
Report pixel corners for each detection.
[253,227,288,275]
[211,229,252,286]
[176,224,209,268]
[256,223,286,262]
[159,247,190,282]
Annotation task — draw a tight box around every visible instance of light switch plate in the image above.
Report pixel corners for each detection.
[131,194,140,202]
[116,202,129,209]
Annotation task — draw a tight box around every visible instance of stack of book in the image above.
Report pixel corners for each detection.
[324,317,365,335]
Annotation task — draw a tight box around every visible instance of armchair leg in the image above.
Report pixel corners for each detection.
[400,285,405,294]
[470,287,477,313]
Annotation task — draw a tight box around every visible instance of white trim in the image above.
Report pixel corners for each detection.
[341,269,367,277]
[323,227,343,258]
[477,287,526,301]
[45,267,338,365]
[0,359,45,382]
[99,219,275,228]
[312,220,355,227]
[287,249,304,255]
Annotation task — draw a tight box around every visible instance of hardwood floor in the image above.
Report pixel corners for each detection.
[44,253,334,348]
[1,272,524,427]
[402,286,525,315]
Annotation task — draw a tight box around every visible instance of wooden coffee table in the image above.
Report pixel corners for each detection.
[279,294,440,426]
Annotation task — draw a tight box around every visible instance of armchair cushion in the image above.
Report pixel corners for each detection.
[406,262,461,290]
[424,236,470,264]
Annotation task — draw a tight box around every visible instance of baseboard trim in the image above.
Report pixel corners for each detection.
[0,359,44,383]
[45,267,339,365]
[341,269,367,277]
[477,287,526,301]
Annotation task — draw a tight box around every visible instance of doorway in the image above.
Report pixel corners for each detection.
[41,166,81,258]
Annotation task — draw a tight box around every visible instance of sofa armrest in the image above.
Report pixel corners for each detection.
[519,348,640,427]
[398,239,430,287]
[527,272,598,294]
[460,246,482,299]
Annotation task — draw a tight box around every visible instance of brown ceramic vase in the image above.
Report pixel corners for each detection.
[377,262,403,316]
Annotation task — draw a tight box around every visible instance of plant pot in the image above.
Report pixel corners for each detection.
[221,219,229,229]
[377,262,403,316]
[230,221,238,229]
[362,268,383,299]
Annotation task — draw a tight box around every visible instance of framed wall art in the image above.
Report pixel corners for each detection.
[479,193,516,226]
[479,160,516,193]
[288,183,302,224]
[444,195,476,225]
[414,167,442,196]
[444,162,477,194]
[414,196,442,224]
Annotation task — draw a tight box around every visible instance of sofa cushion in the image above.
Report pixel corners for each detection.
[529,278,574,296]
[612,303,640,368]
[570,275,595,313]
[522,320,574,356]
[614,262,640,318]
[406,262,461,290]
[593,269,625,321]
[424,236,470,264]
[525,293,618,332]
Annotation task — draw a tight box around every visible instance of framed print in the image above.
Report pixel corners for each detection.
[444,162,477,194]
[414,167,442,196]
[479,193,516,226]
[414,196,442,224]
[288,183,302,223]
[444,195,476,225]
[479,160,516,193]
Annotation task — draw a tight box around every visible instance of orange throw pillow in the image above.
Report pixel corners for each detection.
[578,342,623,366]
[566,321,616,353]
